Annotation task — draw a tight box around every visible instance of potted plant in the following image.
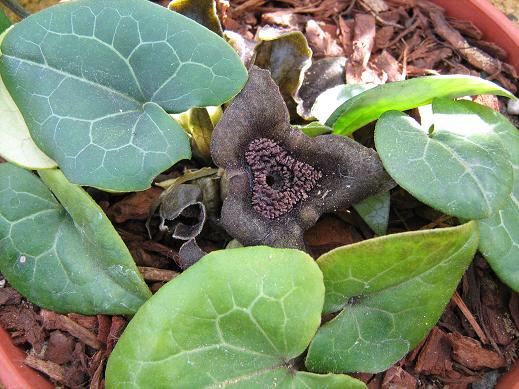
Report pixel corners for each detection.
[0,0,518,387]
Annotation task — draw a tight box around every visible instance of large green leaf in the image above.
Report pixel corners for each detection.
[306,222,479,373]
[106,247,365,389]
[0,163,151,314]
[375,99,513,220]
[474,106,519,291]
[326,76,515,135]
[0,29,57,170]
[0,0,247,191]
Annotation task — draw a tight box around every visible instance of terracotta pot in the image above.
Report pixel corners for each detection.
[0,0,518,388]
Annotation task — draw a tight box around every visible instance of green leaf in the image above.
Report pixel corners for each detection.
[105,246,365,389]
[326,75,515,135]
[293,121,332,137]
[375,99,513,220]
[0,164,151,314]
[169,0,223,36]
[0,30,57,170]
[474,106,519,291]
[0,0,247,191]
[306,222,479,373]
[353,191,390,235]
[312,83,375,125]
[0,8,10,34]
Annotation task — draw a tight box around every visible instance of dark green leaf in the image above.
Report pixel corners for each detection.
[326,76,515,135]
[353,191,390,235]
[105,246,365,388]
[0,0,247,191]
[375,99,513,220]
[306,222,479,373]
[0,164,151,314]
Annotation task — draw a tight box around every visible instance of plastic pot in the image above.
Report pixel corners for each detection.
[0,0,518,388]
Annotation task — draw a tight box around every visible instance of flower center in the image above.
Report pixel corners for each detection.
[245,138,322,219]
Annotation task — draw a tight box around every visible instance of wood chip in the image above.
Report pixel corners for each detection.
[448,332,507,370]
[375,26,394,49]
[362,0,389,13]
[351,13,376,66]
[382,366,417,388]
[107,316,127,354]
[414,327,453,375]
[447,18,483,40]
[108,187,162,223]
[41,310,102,350]
[375,50,403,81]
[429,8,517,91]
[138,266,179,282]
[25,354,66,383]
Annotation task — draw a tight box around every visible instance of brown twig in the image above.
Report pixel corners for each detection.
[452,292,489,345]
[138,266,179,282]
[41,310,102,350]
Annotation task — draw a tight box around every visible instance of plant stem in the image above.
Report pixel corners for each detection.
[0,0,29,19]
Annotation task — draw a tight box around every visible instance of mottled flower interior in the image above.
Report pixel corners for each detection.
[245,138,322,219]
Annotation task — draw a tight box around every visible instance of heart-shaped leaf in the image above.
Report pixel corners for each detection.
[0,0,247,191]
[0,163,151,314]
[105,246,365,389]
[305,222,479,373]
[0,29,57,169]
[326,76,515,135]
[375,99,513,220]
[353,191,390,236]
[474,105,519,291]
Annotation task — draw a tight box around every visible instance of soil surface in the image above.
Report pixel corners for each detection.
[491,0,519,25]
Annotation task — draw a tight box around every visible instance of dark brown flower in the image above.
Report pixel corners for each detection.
[211,66,395,249]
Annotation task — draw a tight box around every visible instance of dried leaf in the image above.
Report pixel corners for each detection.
[169,0,223,36]
[297,57,347,120]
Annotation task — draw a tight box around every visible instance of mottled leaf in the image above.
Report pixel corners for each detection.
[0,164,151,314]
[312,83,375,125]
[296,57,346,120]
[0,0,247,191]
[375,99,513,220]
[169,0,223,36]
[474,105,519,291]
[105,247,365,389]
[306,222,479,373]
[326,76,515,135]
[353,191,390,235]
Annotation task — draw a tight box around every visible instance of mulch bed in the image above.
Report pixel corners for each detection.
[1,0,519,388]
